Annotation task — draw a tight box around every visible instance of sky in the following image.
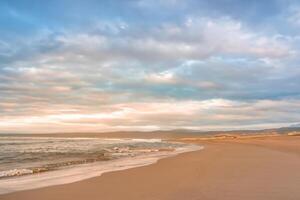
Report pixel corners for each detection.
[1,0,300,133]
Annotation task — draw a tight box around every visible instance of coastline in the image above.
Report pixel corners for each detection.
[0,140,202,195]
[1,134,300,200]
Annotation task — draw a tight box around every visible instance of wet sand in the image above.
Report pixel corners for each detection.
[1,135,300,200]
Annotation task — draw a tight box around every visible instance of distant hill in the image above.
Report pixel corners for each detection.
[1,126,300,139]
[288,123,300,128]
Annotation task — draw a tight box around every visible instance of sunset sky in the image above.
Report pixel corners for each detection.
[1,0,300,133]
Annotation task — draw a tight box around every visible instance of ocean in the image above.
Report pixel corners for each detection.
[0,136,202,194]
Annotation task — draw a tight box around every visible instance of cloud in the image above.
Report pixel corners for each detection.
[287,5,300,26]
[0,5,300,133]
[5,16,291,67]
[1,98,299,133]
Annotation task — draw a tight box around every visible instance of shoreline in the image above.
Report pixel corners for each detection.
[0,141,202,195]
[1,134,300,200]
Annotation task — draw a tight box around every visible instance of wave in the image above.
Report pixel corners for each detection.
[0,169,34,178]
[0,155,111,179]
[0,144,203,195]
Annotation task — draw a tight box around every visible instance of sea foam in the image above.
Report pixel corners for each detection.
[0,137,203,195]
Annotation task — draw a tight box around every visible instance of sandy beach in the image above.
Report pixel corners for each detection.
[1,135,299,200]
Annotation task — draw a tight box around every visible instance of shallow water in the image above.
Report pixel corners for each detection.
[0,136,202,194]
[0,137,185,178]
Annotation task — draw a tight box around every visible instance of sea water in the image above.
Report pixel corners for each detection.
[0,136,202,194]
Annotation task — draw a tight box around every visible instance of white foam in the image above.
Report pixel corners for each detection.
[130,138,162,143]
[0,169,33,179]
[0,144,203,195]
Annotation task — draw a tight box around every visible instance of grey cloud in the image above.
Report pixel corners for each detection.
[0,15,300,132]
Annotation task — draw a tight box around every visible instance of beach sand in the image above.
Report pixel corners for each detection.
[1,135,300,200]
